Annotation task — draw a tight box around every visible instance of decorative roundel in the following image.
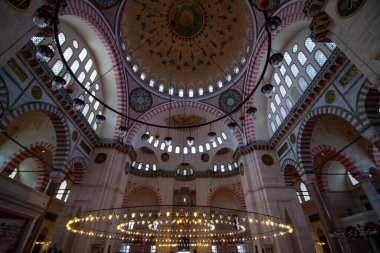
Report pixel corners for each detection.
[325,90,336,104]
[239,163,244,175]
[201,153,209,162]
[95,153,108,164]
[289,133,296,144]
[92,0,120,8]
[161,153,170,162]
[219,89,242,114]
[125,161,130,175]
[129,88,153,113]
[261,154,274,166]
[169,0,205,39]
[31,85,42,100]
[71,130,79,141]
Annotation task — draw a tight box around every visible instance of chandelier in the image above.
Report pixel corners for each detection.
[66,205,293,246]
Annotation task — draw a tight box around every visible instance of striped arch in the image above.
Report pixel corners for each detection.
[310,145,361,191]
[368,143,380,169]
[126,101,244,146]
[207,185,246,209]
[281,159,301,186]
[62,0,128,137]
[296,106,363,175]
[0,141,56,191]
[0,102,70,173]
[66,156,87,184]
[357,80,377,128]
[0,75,8,117]
[122,184,163,207]
[244,1,310,142]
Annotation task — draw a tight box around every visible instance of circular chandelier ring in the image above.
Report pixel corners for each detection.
[53,1,272,130]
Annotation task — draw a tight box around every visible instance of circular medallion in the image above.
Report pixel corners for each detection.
[325,90,336,104]
[95,153,108,164]
[336,0,365,18]
[239,163,244,175]
[161,153,170,162]
[201,153,209,162]
[92,0,120,8]
[261,154,274,166]
[130,88,153,113]
[289,133,296,144]
[219,89,242,114]
[31,85,42,100]
[169,0,205,38]
[125,161,130,175]
[72,131,79,141]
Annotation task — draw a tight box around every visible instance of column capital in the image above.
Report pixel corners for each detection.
[301,173,317,184]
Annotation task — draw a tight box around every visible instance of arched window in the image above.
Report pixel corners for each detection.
[297,51,307,66]
[9,168,18,179]
[300,182,310,201]
[63,47,73,61]
[52,60,64,75]
[58,32,66,45]
[84,59,93,72]
[298,76,308,91]
[79,48,88,61]
[275,114,281,126]
[306,64,317,79]
[305,38,315,53]
[283,52,292,65]
[40,28,105,131]
[290,64,299,77]
[280,107,287,119]
[274,73,281,84]
[284,75,292,87]
[325,42,337,51]
[268,36,335,136]
[270,122,276,132]
[270,102,276,113]
[347,172,359,186]
[285,98,293,110]
[275,94,281,105]
[314,49,327,66]
[56,180,67,200]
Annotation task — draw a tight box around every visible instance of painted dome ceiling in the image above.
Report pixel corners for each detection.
[120,0,253,99]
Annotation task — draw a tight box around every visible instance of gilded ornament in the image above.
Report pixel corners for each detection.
[325,90,336,104]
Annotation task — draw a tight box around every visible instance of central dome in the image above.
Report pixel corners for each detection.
[169,0,205,38]
[120,0,253,99]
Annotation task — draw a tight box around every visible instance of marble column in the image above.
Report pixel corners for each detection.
[306,180,347,253]
[360,179,380,219]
